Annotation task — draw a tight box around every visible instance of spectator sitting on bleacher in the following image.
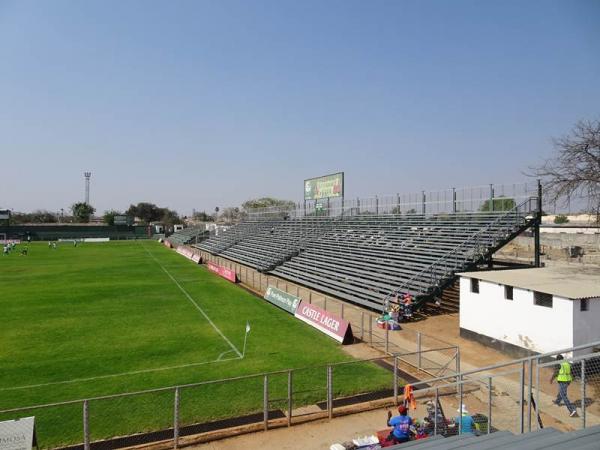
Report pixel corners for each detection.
[387,405,414,444]
[403,293,413,320]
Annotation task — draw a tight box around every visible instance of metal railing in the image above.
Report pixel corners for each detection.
[245,182,538,219]
[380,196,538,309]
[2,341,598,449]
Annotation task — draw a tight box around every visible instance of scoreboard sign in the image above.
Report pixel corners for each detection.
[0,416,36,450]
[304,172,344,200]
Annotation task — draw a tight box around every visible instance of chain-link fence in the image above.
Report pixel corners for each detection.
[245,182,539,219]
[2,342,598,448]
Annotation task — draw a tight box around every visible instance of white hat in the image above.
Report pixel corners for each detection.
[457,404,469,414]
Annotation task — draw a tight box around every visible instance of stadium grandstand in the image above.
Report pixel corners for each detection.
[165,225,209,247]
[195,182,543,311]
[381,425,600,449]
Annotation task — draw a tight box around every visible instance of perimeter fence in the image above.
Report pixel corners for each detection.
[245,182,540,219]
[2,341,599,449]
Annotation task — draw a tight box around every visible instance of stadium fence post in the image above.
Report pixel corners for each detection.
[83,400,90,450]
[309,291,312,304]
[535,358,540,431]
[417,332,422,369]
[528,359,533,432]
[434,388,439,436]
[385,327,389,354]
[287,370,293,427]
[487,376,492,434]
[327,365,333,420]
[455,348,461,377]
[173,387,180,448]
[369,316,372,345]
[458,377,463,435]
[360,312,364,340]
[324,296,327,311]
[393,356,398,405]
[520,361,525,433]
[263,375,269,431]
[340,303,344,320]
[581,359,586,429]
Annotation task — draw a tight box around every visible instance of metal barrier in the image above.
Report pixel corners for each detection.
[1,341,599,448]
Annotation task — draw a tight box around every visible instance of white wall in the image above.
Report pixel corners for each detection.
[459,277,574,355]
[572,297,600,354]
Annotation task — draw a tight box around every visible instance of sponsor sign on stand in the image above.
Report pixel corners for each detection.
[176,247,201,264]
[264,286,301,314]
[0,239,20,245]
[207,262,237,283]
[294,301,353,344]
[0,416,36,450]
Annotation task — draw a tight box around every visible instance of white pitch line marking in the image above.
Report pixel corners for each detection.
[0,356,240,392]
[140,242,243,358]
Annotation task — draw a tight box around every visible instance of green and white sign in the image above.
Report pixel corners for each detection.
[0,416,36,450]
[264,286,301,314]
[304,172,344,200]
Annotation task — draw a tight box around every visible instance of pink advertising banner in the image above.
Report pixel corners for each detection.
[207,262,237,283]
[176,247,202,264]
[294,301,353,344]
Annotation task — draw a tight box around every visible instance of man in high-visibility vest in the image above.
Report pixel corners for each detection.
[550,355,577,417]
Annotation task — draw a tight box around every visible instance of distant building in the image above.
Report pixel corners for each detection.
[459,266,600,357]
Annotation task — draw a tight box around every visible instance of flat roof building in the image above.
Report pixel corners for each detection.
[458,266,600,357]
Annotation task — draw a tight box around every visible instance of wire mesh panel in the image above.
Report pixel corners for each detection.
[179,377,264,432]
[88,390,173,449]
[331,357,396,415]
[290,366,328,419]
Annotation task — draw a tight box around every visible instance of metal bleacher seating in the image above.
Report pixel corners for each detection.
[386,425,600,449]
[166,226,209,247]
[195,207,536,310]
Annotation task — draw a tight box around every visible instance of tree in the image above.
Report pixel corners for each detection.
[71,202,95,223]
[159,208,182,226]
[192,211,214,222]
[126,202,162,224]
[219,207,245,223]
[479,197,516,212]
[241,198,295,211]
[554,214,570,224]
[103,210,122,225]
[530,119,600,220]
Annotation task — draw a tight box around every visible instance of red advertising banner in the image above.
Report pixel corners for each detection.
[207,262,237,283]
[294,301,353,344]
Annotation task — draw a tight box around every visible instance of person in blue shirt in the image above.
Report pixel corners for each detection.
[455,404,475,434]
[387,405,413,444]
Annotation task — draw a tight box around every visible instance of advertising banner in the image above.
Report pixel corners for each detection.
[294,301,353,344]
[0,416,36,450]
[0,239,20,245]
[304,172,344,200]
[176,247,201,264]
[264,286,301,315]
[207,262,237,283]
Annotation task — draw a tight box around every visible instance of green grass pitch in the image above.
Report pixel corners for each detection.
[0,241,392,447]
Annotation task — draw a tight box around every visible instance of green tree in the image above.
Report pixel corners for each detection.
[71,202,96,223]
[192,211,214,222]
[103,210,122,225]
[241,197,295,211]
[479,197,516,212]
[126,202,162,224]
[553,214,570,224]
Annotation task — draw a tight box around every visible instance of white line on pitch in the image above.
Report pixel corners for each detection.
[140,242,243,358]
[0,356,240,392]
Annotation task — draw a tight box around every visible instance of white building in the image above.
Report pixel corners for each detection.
[459,266,600,357]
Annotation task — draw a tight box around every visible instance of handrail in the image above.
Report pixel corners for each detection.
[380,197,538,309]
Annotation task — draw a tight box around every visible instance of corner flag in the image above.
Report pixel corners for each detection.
[246,321,251,333]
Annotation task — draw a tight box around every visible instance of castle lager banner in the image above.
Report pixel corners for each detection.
[304,172,344,200]
[264,286,301,314]
[207,262,236,282]
[294,301,353,344]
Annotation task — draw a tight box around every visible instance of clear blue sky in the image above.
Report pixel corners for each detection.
[1,0,599,215]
